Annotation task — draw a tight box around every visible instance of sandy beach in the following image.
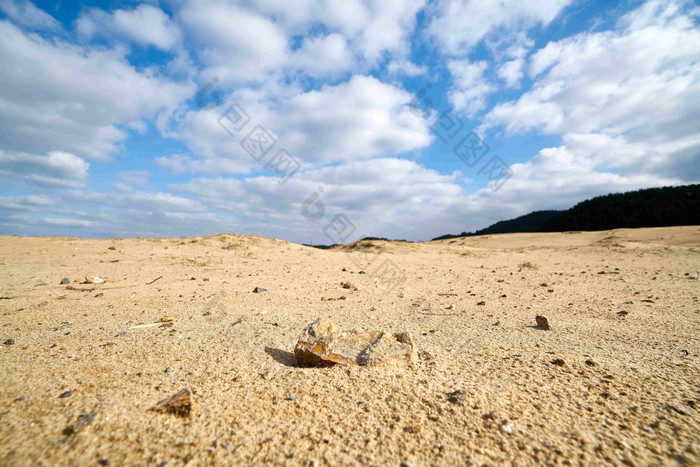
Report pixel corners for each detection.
[1,226,698,465]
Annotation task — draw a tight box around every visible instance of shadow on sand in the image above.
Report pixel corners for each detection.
[264,347,298,367]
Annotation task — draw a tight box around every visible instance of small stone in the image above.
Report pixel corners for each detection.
[3,338,14,346]
[585,360,596,366]
[477,301,486,306]
[165,366,173,373]
[551,358,565,366]
[94,293,104,298]
[150,388,194,417]
[535,316,551,330]
[59,391,72,398]
[285,394,297,401]
[294,318,417,367]
[60,278,70,285]
[358,271,366,274]
[617,311,628,316]
[398,293,405,298]
[446,389,466,405]
[252,287,267,293]
[341,281,355,290]
[84,276,105,284]
[203,278,209,282]
[116,331,126,337]
[62,407,97,436]
[108,246,116,250]
[484,411,500,420]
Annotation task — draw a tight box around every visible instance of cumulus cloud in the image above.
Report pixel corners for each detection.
[386,59,428,77]
[447,60,496,115]
[169,75,433,175]
[0,0,60,31]
[76,4,181,51]
[0,150,89,187]
[0,21,194,160]
[428,0,572,56]
[485,0,700,181]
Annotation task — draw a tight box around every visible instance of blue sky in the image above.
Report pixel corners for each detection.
[0,0,698,243]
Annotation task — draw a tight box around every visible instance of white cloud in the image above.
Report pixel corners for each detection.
[428,0,572,56]
[179,2,288,83]
[386,59,428,77]
[172,157,464,242]
[447,60,495,115]
[486,0,700,181]
[42,217,97,227]
[0,0,60,31]
[0,21,194,160]
[76,4,181,50]
[290,33,354,76]
[170,75,433,175]
[0,150,89,187]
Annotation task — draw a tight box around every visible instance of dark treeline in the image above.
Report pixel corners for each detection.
[432,184,700,241]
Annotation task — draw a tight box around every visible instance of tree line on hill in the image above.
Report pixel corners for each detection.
[432,184,700,241]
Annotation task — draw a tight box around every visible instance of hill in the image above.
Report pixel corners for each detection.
[432,184,700,241]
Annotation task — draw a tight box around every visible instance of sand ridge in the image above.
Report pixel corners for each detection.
[0,226,699,465]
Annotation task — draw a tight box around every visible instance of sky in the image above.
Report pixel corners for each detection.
[0,0,698,244]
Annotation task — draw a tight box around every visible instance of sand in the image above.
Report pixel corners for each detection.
[0,226,698,465]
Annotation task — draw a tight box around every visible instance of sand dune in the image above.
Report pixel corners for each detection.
[1,226,699,465]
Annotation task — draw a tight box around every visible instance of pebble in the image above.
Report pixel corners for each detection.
[150,388,194,417]
[165,366,173,373]
[3,338,14,346]
[446,389,466,405]
[477,301,486,306]
[535,316,551,330]
[59,391,72,398]
[585,360,596,366]
[252,287,267,293]
[551,358,565,366]
[60,278,70,285]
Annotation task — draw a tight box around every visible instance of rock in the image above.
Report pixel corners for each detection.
[585,359,596,366]
[294,318,417,367]
[341,281,355,290]
[3,338,14,346]
[85,276,105,284]
[446,389,466,405]
[150,388,194,417]
[617,311,628,316]
[164,366,173,373]
[358,271,366,274]
[59,391,72,398]
[252,287,267,293]
[477,301,486,306]
[62,407,98,436]
[60,278,70,285]
[551,358,565,366]
[535,316,551,330]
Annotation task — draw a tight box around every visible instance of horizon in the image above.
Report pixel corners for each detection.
[1,0,699,244]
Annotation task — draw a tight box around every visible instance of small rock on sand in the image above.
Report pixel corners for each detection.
[535,316,551,330]
[3,338,15,346]
[252,287,267,293]
[150,388,194,417]
[60,278,70,285]
[85,276,105,284]
[294,318,417,367]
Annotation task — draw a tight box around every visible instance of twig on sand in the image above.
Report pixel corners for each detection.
[147,275,163,285]
[66,286,96,292]
[417,311,460,316]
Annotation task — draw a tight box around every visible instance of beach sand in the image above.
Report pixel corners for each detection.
[1,226,698,465]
